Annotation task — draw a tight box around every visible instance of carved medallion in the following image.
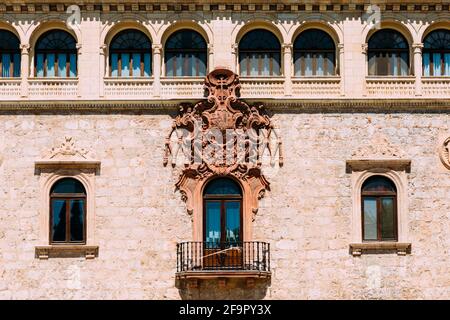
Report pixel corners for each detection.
[164,68,283,215]
[439,137,450,169]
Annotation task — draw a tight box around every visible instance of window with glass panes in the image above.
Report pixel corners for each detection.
[361,176,398,242]
[109,29,152,77]
[368,29,410,76]
[0,30,21,78]
[423,29,450,76]
[35,30,77,77]
[50,178,86,244]
[239,29,281,76]
[294,29,336,76]
[165,30,207,77]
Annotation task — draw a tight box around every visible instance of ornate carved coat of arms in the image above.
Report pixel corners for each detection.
[439,137,450,169]
[164,68,283,215]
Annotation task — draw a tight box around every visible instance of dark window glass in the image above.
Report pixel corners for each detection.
[0,30,21,77]
[423,29,450,76]
[204,178,242,247]
[164,30,207,77]
[35,30,77,77]
[294,29,336,76]
[239,29,281,76]
[368,29,409,76]
[109,29,152,77]
[50,178,86,244]
[361,176,398,241]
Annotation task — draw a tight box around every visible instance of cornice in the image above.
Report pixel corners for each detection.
[0,99,449,114]
[0,1,449,14]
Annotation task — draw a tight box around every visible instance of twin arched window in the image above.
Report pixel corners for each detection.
[294,29,336,76]
[423,29,450,76]
[368,29,409,76]
[362,176,397,241]
[110,29,152,77]
[50,178,86,244]
[35,30,77,78]
[165,29,207,77]
[0,30,20,78]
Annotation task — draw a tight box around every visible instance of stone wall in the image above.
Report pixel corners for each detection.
[0,112,448,299]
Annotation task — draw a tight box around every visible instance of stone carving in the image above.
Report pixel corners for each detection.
[48,136,90,160]
[351,133,406,159]
[164,68,283,215]
[439,137,450,169]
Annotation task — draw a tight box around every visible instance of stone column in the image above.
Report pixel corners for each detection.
[361,43,368,97]
[413,43,423,96]
[152,44,162,97]
[76,43,82,97]
[282,43,293,96]
[20,44,30,98]
[99,44,107,98]
[231,43,238,74]
[207,44,214,72]
[338,43,345,96]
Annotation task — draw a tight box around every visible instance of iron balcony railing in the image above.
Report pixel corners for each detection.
[176,241,270,273]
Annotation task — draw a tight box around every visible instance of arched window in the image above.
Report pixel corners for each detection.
[368,29,409,76]
[50,178,86,244]
[109,29,152,77]
[165,29,207,77]
[203,178,242,246]
[0,30,20,78]
[293,29,336,76]
[35,30,77,77]
[423,29,450,76]
[239,29,281,76]
[362,176,397,241]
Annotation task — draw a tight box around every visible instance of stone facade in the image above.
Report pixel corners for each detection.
[0,1,449,299]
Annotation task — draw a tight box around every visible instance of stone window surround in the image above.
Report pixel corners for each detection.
[34,165,99,259]
[347,161,412,256]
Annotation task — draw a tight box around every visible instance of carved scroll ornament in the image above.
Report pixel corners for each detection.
[164,68,283,215]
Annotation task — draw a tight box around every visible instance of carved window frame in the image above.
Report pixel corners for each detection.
[347,162,411,256]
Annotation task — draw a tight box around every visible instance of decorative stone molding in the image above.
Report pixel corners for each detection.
[439,136,450,170]
[35,245,99,259]
[35,136,101,173]
[347,134,411,249]
[349,243,411,256]
[164,68,282,240]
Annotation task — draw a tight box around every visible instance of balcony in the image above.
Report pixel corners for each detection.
[292,77,341,98]
[422,77,450,98]
[28,78,78,99]
[365,76,415,97]
[239,77,285,99]
[104,77,153,99]
[176,241,271,286]
[0,78,21,99]
[160,77,204,99]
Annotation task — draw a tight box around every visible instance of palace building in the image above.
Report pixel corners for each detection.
[0,0,449,299]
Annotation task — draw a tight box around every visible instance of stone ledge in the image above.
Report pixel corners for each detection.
[176,270,271,280]
[346,159,411,173]
[35,245,99,259]
[349,242,411,256]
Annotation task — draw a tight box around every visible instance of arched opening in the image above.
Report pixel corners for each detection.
[109,29,152,77]
[238,29,281,76]
[50,178,86,244]
[293,29,336,76]
[361,175,398,241]
[423,29,450,76]
[164,29,207,77]
[0,29,20,78]
[35,30,77,77]
[368,29,409,76]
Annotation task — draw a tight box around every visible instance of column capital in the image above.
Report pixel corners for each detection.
[361,43,368,54]
[412,43,424,53]
[20,44,30,54]
[152,44,162,53]
[231,43,238,54]
[338,43,344,52]
[99,44,107,55]
[282,43,293,52]
[207,44,214,53]
[76,43,82,54]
